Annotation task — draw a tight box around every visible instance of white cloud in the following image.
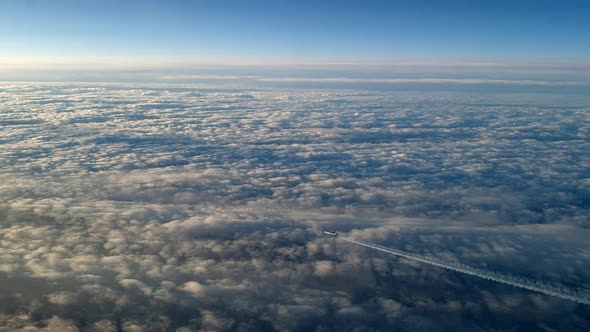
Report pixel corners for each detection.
[47,292,77,305]
[180,281,206,298]
[0,83,587,330]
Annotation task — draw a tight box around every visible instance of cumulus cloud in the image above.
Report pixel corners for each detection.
[180,282,206,298]
[0,83,587,330]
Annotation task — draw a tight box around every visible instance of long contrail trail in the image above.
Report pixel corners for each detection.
[340,236,590,305]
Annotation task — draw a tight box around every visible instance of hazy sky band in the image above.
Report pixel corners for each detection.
[2,56,590,86]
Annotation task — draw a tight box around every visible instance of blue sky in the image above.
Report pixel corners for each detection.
[1,0,589,84]
[2,0,589,59]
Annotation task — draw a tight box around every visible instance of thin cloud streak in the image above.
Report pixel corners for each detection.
[252,77,588,86]
[1,56,590,82]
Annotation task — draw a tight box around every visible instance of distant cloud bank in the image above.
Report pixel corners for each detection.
[1,57,589,87]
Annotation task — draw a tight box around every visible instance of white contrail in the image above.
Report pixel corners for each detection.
[340,236,590,305]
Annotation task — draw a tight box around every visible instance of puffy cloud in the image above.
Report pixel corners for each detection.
[313,261,335,277]
[46,292,77,306]
[180,282,206,298]
[0,83,587,330]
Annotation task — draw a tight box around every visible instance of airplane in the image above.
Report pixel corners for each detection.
[323,231,338,236]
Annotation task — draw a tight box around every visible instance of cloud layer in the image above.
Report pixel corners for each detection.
[2,57,590,87]
[0,83,588,331]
